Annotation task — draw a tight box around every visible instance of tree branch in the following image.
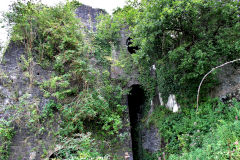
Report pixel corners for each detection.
[196,58,240,112]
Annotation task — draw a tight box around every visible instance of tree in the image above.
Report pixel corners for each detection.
[132,0,240,104]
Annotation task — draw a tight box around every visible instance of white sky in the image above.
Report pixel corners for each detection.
[0,0,127,52]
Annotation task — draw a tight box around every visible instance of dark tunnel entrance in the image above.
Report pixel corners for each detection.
[126,37,139,54]
[128,85,145,160]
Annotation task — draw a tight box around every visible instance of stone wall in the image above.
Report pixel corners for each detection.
[0,4,133,160]
[211,64,240,100]
[0,42,56,160]
[75,4,106,31]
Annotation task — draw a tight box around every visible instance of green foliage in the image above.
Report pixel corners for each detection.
[93,10,129,67]
[4,1,130,158]
[149,98,240,159]
[51,132,109,159]
[104,2,157,112]
[6,0,127,135]
[112,2,140,28]
[138,61,157,99]
[0,119,15,160]
[60,89,125,136]
[131,0,240,105]
[40,100,59,119]
[142,150,160,160]
[95,14,121,46]
[5,0,240,159]
[169,121,240,159]
[40,74,72,100]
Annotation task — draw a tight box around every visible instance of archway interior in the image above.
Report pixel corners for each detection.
[128,84,145,160]
[126,37,139,54]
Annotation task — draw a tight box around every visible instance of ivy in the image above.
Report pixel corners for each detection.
[131,0,240,105]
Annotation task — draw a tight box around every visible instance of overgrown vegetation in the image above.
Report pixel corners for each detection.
[2,0,129,158]
[0,119,14,160]
[131,0,240,105]
[110,0,240,159]
[148,99,240,159]
[1,0,240,159]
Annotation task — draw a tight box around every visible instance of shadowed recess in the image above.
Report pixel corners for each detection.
[126,37,139,54]
[128,84,145,160]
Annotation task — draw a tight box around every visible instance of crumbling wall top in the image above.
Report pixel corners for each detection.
[75,4,106,31]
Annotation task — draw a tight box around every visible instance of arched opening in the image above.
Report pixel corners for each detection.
[126,37,139,54]
[128,84,145,160]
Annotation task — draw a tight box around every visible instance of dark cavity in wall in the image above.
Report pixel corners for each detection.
[126,38,139,54]
[128,85,145,160]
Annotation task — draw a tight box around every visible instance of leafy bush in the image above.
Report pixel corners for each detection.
[4,0,129,158]
[131,0,240,104]
[0,119,15,160]
[6,0,127,136]
[60,90,125,136]
[169,120,240,160]
[149,99,240,159]
[51,132,109,159]
[5,0,240,159]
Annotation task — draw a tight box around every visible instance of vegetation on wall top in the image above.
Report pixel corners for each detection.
[2,0,129,159]
[1,0,240,159]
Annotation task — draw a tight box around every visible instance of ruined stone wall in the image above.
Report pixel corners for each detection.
[0,42,56,160]
[0,4,134,160]
[3,3,240,159]
[75,4,106,31]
